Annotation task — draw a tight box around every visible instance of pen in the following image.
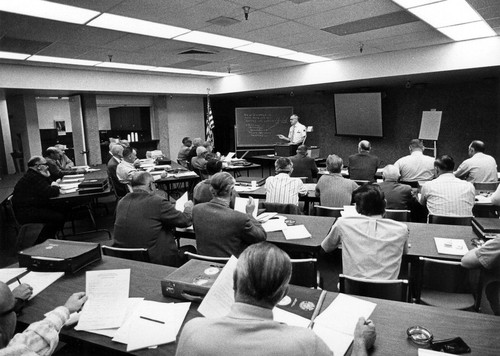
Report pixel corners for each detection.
[16,278,21,285]
[140,316,165,324]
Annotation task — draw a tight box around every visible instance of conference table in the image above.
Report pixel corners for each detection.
[12,255,500,355]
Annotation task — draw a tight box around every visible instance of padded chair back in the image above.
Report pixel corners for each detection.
[314,205,343,217]
[108,173,128,199]
[263,202,301,215]
[353,179,370,186]
[475,269,500,316]
[16,223,45,250]
[5,195,21,233]
[418,257,475,310]
[400,181,420,188]
[428,214,471,226]
[184,251,230,263]
[290,258,320,289]
[385,209,411,222]
[473,182,499,192]
[102,245,150,262]
[339,274,408,302]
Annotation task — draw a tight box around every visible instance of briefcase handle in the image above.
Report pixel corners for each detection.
[180,291,205,302]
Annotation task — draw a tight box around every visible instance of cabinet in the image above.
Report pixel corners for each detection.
[109,107,151,131]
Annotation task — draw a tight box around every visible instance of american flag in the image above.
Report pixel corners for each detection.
[206,92,215,146]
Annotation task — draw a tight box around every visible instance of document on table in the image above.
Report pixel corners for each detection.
[0,268,27,283]
[175,192,188,212]
[198,256,238,319]
[303,183,316,191]
[9,271,64,300]
[312,293,377,356]
[234,197,259,218]
[434,237,468,256]
[418,349,447,356]
[475,194,492,203]
[76,269,130,330]
[283,225,311,240]
[113,300,191,352]
[262,216,287,232]
[256,212,278,223]
[273,307,310,328]
[233,185,259,192]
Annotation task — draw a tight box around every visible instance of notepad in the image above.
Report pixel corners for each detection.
[175,192,188,212]
[8,271,64,300]
[434,237,468,256]
[283,225,311,240]
[234,197,259,218]
[0,268,27,283]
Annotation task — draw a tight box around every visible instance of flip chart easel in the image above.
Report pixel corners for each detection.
[418,110,442,158]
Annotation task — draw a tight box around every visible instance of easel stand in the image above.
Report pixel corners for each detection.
[422,140,437,158]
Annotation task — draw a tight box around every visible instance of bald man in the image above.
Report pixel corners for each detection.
[0,282,86,355]
[347,140,380,181]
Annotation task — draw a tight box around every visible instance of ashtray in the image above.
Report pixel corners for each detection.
[284,219,296,226]
[407,326,433,345]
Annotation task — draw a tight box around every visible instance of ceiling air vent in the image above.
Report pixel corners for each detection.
[178,48,218,55]
[207,16,240,27]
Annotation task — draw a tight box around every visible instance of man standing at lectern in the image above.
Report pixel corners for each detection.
[278,114,307,145]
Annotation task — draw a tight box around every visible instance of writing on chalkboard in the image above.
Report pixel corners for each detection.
[236,107,293,147]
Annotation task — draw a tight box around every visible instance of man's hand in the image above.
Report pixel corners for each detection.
[245,196,256,215]
[277,134,288,140]
[51,181,59,187]
[12,284,33,301]
[64,292,88,313]
[353,317,376,353]
[184,200,194,212]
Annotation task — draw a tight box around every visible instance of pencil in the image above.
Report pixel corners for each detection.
[308,290,327,329]
[140,316,165,324]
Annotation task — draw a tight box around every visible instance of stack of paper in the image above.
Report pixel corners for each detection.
[174,171,198,178]
[434,237,468,256]
[0,268,27,283]
[282,225,311,240]
[303,183,316,191]
[262,216,287,232]
[8,271,64,300]
[233,185,259,192]
[234,197,259,218]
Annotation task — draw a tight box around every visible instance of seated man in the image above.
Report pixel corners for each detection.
[321,184,409,279]
[289,145,318,183]
[315,154,358,207]
[186,138,204,167]
[113,172,193,266]
[193,172,266,257]
[12,156,64,243]
[461,237,500,315]
[44,147,85,182]
[377,165,417,210]
[193,159,238,208]
[394,139,435,183]
[107,144,128,197]
[54,144,74,169]
[0,282,87,355]
[265,157,307,206]
[116,147,139,183]
[177,137,192,168]
[348,140,380,182]
[454,140,498,183]
[191,146,208,171]
[420,155,475,217]
[176,242,376,356]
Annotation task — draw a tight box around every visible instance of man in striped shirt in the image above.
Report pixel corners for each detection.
[420,155,475,217]
[265,157,307,206]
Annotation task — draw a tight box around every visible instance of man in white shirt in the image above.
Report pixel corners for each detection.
[394,139,435,182]
[265,157,307,206]
[454,140,498,183]
[116,147,139,183]
[277,114,307,145]
[420,155,475,217]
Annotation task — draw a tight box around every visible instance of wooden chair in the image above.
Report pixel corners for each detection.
[290,258,320,289]
[428,214,471,226]
[101,245,150,262]
[184,251,230,263]
[262,202,301,215]
[385,209,411,222]
[314,205,343,218]
[417,257,476,310]
[339,274,409,302]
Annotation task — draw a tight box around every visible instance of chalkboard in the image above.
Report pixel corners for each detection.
[235,107,293,147]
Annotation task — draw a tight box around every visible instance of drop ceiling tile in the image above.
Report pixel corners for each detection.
[35,43,94,58]
[48,0,124,13]
[226,0,286,11]
[476,5,500,20]
[99,34,163,52]
[55,26,126,47]
[262,0,366,20]
[242,21,314,42]
[0,13,71,42]
[336,21,434,42]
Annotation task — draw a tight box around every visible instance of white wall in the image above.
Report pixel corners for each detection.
[36,98,72,131]
[166,96,205,159]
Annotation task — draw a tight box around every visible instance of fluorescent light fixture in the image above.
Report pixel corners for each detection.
[96,62,156,71]
[197,71,231,77]
[88,13,189,39]
[149,67,230,77]
[234,43,296,57]
[439,21,497,41]
[391,0,443,9]
[408,0,482,29]
[173,31,251,49]
[0,51,30,60]
[279,52,329,63]
[0,0,100,24]
[27,55,101,66]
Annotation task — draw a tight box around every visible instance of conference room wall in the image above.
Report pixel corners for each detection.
[211,78,499,166]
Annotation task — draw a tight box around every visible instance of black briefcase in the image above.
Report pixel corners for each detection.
[161,259,224,302]
[78,178,108,194]
[18,239,102,273]
[471,217,500,239]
